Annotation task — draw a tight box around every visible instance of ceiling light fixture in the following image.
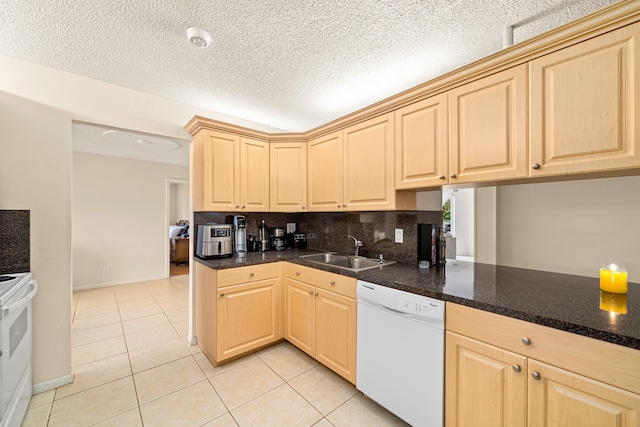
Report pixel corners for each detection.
[186,27,212,49]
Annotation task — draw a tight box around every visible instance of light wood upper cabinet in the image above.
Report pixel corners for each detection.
[240,137,270,211]
[307,131,344,211]
[395,93,449,189]
[200,130,241,211]
[194,130,269,212]
[449,64,528,184]
[343,112,397,210]
[446,332,527,427]
[529,21,640,177]
[270,142,307,212]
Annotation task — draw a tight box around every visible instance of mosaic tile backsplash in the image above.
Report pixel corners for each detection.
[194,210,442,265]
[0,210,30,274]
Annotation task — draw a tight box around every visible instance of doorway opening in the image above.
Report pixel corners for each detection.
[166,178,190,277]
[443,188,475,262]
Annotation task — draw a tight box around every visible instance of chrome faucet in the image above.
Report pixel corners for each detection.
[347,235,363,257]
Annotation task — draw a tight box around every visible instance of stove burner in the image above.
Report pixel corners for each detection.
[0,276,15,283]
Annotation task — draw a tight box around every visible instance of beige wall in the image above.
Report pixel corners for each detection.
[73,153,188,289]
[496,175,640,282]
[173,182,190,225]
[0,91,72,387]
[0,55,279,389]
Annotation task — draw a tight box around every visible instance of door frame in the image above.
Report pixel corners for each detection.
[165,178,190,278]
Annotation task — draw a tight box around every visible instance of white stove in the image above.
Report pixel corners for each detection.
[0,273,32,308]
[0,271,37,427]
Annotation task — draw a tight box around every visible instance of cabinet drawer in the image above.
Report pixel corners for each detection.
[286,263,356,299]
[446,302,640,395]
[217,263,280,288]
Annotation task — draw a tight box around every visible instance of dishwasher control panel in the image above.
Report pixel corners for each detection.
[397,294,443,318]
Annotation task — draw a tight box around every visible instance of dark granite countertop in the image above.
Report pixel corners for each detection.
[195,251,640,350]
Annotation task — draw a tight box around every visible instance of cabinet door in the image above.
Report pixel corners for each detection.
[449,65,527,184]
[315,288,357,384]
[446,332,527,427]
[395,93,448,189]
[202,130,240,211]
[528,359,640,427]
[308,131,344,211]
[270,142,307,212]
[529,22,640,177]
[343,112,396,210]
[284,278,315,357]
[217,278,279,361]
[240,137,270,212]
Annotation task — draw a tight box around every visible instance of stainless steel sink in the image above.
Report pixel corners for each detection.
[299,253,395,272]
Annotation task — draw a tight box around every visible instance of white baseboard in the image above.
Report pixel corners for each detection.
[33,374,73,394]
[73,275,168,291]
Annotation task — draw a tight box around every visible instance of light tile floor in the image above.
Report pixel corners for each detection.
[22,275,409,426]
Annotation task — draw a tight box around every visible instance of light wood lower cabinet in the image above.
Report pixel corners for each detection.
[195,262,280,365]
[446,332,526,427]
[528,359,640,427]
[284,263,357,383]
[446,303,640,427]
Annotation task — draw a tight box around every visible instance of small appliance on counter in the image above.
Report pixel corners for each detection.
[272,227,286,251]
[418,223,445,266]
[258,219,270,252]
[233,215,247,256]
[196,224,233,259]
[286,232,307,249]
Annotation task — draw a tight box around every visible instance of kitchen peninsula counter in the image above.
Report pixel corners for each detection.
[195,253,640,350]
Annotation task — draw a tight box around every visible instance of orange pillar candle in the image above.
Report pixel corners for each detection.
[599,264,628,294]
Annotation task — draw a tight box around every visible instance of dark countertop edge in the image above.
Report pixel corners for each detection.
[193,255,640,351]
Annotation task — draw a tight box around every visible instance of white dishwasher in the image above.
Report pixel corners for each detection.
[356,280,444,427]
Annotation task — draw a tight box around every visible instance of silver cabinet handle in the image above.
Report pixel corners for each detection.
[220,293,224,297]
[532,163,541,170]
[531,371,542,381]
[330,280,335,285]
[337,205,341,208]
[249,272,254,277]
[439,175,445,180]
[308,290,313,295]
[296,271,301,276]
[522,337,532,346]
[343,204,347,207]
[512,364,522,373]
[314,292,319,296]
[450,173,457,179]
[235,205,240,208]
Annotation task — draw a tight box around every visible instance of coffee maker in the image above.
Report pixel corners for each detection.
[233,215,246,256]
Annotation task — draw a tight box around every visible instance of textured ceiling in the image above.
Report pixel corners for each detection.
[73,122,189,166]
[0,0,618,164]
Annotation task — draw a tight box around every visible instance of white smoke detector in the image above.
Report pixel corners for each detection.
[186,27,212,49]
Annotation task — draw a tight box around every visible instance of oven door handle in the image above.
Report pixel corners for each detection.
[2,279,38,316]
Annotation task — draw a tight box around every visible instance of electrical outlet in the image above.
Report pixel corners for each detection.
[103,267,110,275]
[395,228,403,243]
